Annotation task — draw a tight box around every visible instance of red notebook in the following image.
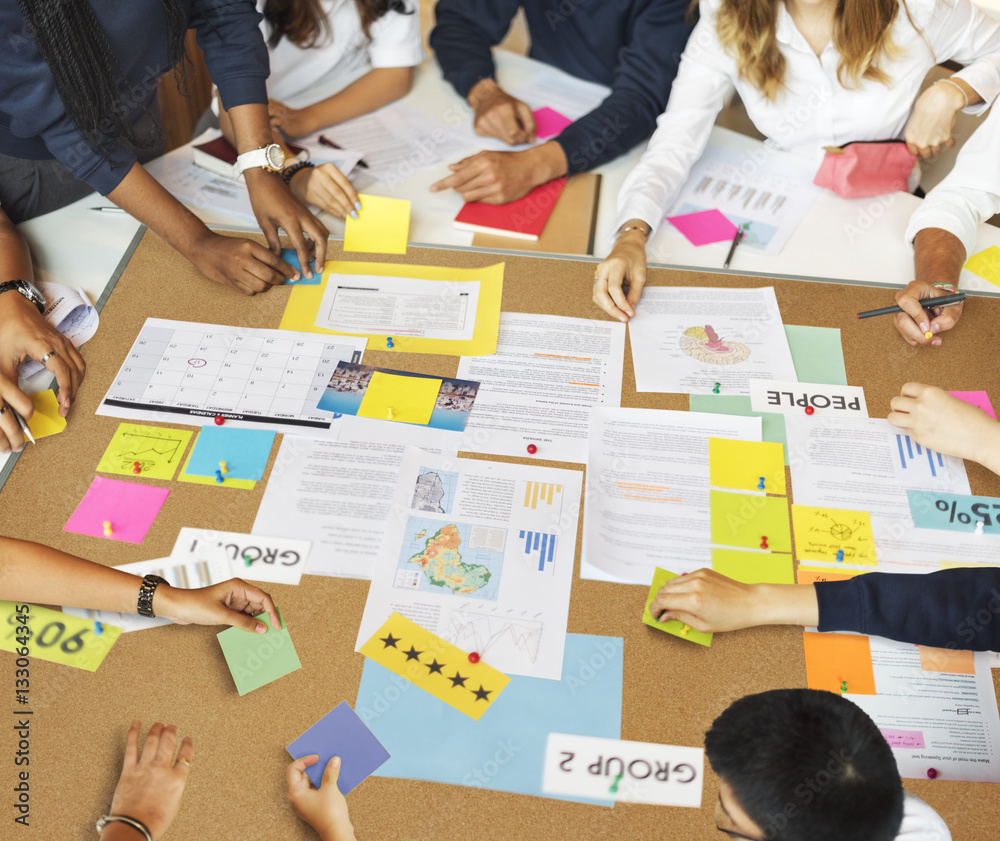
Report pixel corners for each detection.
[453,177,568,241]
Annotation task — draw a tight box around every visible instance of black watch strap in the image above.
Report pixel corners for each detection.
[0,280,44,314]
[137,574,169,617]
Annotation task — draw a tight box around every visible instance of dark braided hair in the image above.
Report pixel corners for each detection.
[16,0,189,162]
[264,0,413,49]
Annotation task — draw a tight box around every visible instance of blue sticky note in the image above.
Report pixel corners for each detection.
[287,701,391,793]
[281,248,321,285]
[356,634,623,805]
[908,489,1000,534]
[186,427,275,481]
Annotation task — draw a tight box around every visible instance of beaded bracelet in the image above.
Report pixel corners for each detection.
[281,160,315,186]
[932,282,958,294]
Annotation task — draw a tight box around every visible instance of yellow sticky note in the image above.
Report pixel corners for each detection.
[0,601,121,672]
[712,548,794,584]
[344,194,410,255]
[177,445,255,490]
[359,612,510,720]
[357,371,441,425]
[940,559,1000,569]
[708,438,786,495]
[710,490,791,553]
[97,423,193,480]
[791,505,876,565]
[964,245,1000,287]
[280,260,504,357]
[25,390,66,439]
[641,568,712,646]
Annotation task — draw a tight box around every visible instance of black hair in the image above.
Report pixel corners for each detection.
[265,0,413,49]
[16,0,189,162]
[705,689,904,841]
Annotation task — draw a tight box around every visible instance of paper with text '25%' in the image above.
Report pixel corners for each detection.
[542,733,704,807]
[1,601,121,671]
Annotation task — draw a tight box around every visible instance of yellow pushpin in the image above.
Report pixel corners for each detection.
[924,331,933,340]
[219,460,229,475]
[679,624,692,637]
[387,407,395,420]
[103,521,113,537]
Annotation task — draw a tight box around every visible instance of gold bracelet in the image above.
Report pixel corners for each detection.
[618,223,650,240]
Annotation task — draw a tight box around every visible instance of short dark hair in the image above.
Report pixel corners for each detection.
[705,689,904,841]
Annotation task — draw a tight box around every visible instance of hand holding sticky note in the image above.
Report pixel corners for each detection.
[642,568,712,646]
[25,390,66,439]
[217,608,300,695]
[344,194,410,255]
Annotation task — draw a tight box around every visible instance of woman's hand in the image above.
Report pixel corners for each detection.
[592,226,649,322]
[287,756,357,841]
[290,164,361,220]
[906,80,967,159]
[183,230,299,295]
[269,98,316,140]
[153,579,281,634]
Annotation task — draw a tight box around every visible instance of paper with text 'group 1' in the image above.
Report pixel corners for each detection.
[791,505,877,565]
[170,527,310,586]
[749,379,868,418]
[907,490,1000,535]
[1,601,122,671]
[542,733,704,807]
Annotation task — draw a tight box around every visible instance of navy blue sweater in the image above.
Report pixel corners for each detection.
[816,568,1000,651]
[429,0,693,174]
[0,0,268,195]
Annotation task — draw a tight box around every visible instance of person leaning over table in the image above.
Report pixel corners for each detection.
[428,0,694,205]
[0,0,327,296]
[0,206,85,454]
[214,0,422,221]
[593,0,1000,323]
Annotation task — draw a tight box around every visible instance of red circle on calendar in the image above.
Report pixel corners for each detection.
[187,358,207,368]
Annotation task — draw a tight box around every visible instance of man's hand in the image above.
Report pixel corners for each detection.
[468,78,535,145]
[892,280,964,347]
[430,142,567,205]
[183,230,299,296]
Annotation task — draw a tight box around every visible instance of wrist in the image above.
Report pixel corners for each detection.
[468,77,500,109]
[530,141,568,183]
[932,78,968,111]
[320,823,357,841]
[756,584,819,627]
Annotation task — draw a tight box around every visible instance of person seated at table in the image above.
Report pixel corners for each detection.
[0,1,326,295]
[216,0,422,221]
[707,689,951,840]
[594,0,1000,323]
[428,0,694,204]
[892,92,1000,347]
[0,207,86,454]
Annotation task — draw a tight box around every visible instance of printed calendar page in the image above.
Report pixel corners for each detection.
[98,319,367,435]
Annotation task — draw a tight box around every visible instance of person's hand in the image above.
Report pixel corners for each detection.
[649,569,765,633]
[287,756,357,841]
[888,383,1000,467]
[105,721,192,841]
[184,230,300,295]
[268,98,316,140]
[906,81,966,159]
[290,163,361,220]
[892,280,964,347]
[592,226,649,322]
[430,149,545,204]
[153,579,281,633]
[468,79,535,146]
[0,288,86,424]
[244,169,328,280]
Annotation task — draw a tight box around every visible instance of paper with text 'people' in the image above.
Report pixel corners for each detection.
[457,313,625,464]
[749,379,868,418]
[1,601,121,671]
[542,733,704,807]
[355,447,580,681]
[170,527,309,586]
[359,613,510,720]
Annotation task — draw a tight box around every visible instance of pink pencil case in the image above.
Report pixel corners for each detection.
[813,140,917,198]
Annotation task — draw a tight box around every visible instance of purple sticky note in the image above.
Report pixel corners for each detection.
[287,701,391,794]
[666,208,739,246]
[64,476,169,544]
[533,107,573,141]
[948,391,997,420]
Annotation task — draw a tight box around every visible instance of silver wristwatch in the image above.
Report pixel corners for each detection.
[0,279,46,314]
[235,143,285,175]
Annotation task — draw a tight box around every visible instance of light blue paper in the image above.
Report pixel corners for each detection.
[187,427,276,481]
[907,489,1000,534]
[356,633,623,805]
[281,248,321,285]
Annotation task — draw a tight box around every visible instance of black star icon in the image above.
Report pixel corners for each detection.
[380,633,399,649]
[449,671,468,688]
[425,658,445,675]
[472,684,492,703]
[403,645,423,661]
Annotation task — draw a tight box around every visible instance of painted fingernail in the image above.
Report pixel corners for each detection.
[354,200,362,211]
[350,210,358,220]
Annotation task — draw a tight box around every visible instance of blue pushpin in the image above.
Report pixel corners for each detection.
[757,477,765,490]
[386,336,394,349]
[215,469,223,484]
[836,549,844,562]
[94,621,103,636]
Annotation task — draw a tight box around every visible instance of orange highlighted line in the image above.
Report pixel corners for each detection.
[567,382,599,387]
[534,353,593,361]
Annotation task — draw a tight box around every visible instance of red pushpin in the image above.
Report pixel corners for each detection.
[804,406,815,415]
[926,768,938,780]
[526,444,537,455]
[132,464,141,474]
[760,536,768,549]
[468,652,480,664]
[214,415,225,425]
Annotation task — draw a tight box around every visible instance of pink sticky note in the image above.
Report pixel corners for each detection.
[948,391,997,420]
[532,107,573,141]
[64,476,169,544]
[880,728,925,749]
[666,209,739,246]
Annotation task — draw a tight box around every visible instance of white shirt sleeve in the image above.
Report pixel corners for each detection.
[922,0,1000,114]
[367,1,424,69]
[895,791,952,841]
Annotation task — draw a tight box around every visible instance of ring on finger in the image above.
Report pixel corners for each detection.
[0,404,6,416]
[40,350,59,365]
[178,757,192,768]
[594,276,607,284]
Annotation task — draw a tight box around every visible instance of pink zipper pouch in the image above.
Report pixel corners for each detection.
[813,140,917,198]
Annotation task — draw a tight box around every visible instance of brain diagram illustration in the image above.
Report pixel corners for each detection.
[679,325,751,365]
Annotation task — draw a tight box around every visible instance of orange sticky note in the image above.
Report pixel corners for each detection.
[795,569,860,585]
[803,631,876,695]
[918,646,975,675]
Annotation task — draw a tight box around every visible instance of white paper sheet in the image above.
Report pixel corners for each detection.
[786,417,970,522]
[315,274,479,341]
[664,145,822,257]
[17,281,99,379]
[96,318,366,436]
[456,313,625,463]
[146,150,256,221]
[582,408,761,584]
[509,73,610,121]
[628,287,797,394]
[170,527,310,586]
[355,447,581,680]
[749,379,868,419]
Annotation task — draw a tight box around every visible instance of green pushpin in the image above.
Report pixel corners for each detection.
[609,770,624,794]
[712,382,721,394]
[243,554,253,567]
[841,680,848,693]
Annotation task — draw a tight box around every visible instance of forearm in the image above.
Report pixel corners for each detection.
[0,211,33,281]
[750,583,820,627]
[298,68,414,136]
[913,227,966,288]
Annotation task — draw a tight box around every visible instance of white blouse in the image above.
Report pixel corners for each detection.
[615,0,1000,235]
[897,791,952,841]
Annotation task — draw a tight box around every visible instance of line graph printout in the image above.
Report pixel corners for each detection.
[97,319,366,435]
[357,447,581,680]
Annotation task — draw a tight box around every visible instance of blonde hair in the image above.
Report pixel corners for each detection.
[713,0,905,100]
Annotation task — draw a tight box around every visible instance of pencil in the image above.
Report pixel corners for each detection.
[13,409,35,445]
[317,135,370,170]
[722,228,743,269]
[857,293,966,319]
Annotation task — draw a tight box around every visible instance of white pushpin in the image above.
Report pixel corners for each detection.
[975,520,984,536]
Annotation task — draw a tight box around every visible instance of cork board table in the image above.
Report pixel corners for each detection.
[1,230,998,840]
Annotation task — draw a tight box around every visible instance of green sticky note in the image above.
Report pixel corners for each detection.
[691,396,789,464]
[784,325,847,386]
[712,548,795,584]
[642,568,712,647]
[710,490,792,553]
[217,609,300,696]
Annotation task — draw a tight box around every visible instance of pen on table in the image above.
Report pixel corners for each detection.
[722,227,745,269]
[856,293,966,320]
[317,134,370,169]
[12,409,35,446]
[90,206,127,213]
